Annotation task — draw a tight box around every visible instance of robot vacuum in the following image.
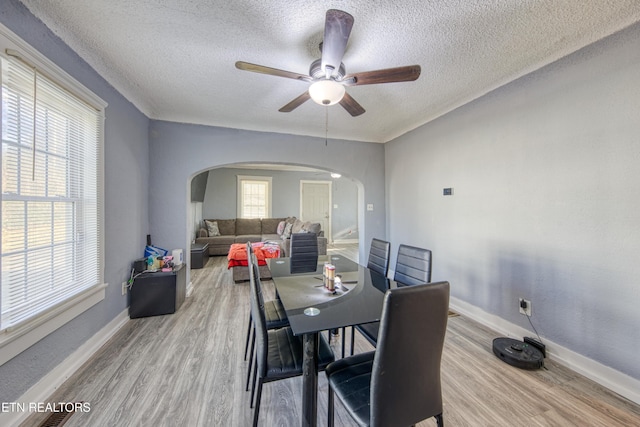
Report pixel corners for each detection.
[492,337,544,370]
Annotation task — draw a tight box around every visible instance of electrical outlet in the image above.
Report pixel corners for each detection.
[122,281,127,296]
[519,298,531,316]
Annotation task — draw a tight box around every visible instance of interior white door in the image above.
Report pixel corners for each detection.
[300,181,332,242]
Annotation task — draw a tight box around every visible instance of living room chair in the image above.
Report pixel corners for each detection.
[243,243,289,394]
[289,232,319,274]
[248,262,335,426]
[326,281,450,427]
[343,238,391,356]
[393,244,432,287]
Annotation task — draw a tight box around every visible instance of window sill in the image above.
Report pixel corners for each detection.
[0,283,107,366]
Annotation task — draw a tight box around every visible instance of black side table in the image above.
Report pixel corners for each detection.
[129,264,186,318]
[191,243,209,269]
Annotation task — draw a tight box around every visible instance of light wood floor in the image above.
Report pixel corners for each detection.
[22,244,640,426]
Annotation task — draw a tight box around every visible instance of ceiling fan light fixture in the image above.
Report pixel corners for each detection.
[309,79,345,106]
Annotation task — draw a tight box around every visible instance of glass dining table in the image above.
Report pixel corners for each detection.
[267,254,392,427]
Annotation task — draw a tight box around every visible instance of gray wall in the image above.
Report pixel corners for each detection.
[199,167,359,241]
[0,1,150,402]
[329,175,359,241]
[148,121,385,275]
[385,22,640,379]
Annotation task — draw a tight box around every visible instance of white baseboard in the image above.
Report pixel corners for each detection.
[0,309,130,427]
[331,239,358,244]
[449,296,640,405]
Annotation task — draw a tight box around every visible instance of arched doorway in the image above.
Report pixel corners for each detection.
[189,163,360,247]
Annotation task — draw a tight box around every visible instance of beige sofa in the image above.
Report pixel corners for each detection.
[195,217,327,257]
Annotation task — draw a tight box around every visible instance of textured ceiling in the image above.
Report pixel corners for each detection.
[21,0,640,143]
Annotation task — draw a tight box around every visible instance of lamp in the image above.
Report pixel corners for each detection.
[309,80,345,106]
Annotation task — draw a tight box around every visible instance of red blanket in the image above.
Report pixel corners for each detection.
[227,242,280,268]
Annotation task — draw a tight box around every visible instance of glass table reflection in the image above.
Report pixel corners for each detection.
[267,254,392,427]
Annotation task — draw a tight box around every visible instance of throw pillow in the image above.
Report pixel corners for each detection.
[292,218,304,234]
[276,220,286,236]
[282,222,293,239]
[307,222,321,235]
[285,216,297,225]
[205,220,220,237]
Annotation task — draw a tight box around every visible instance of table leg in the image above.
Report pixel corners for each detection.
[302,332,319,427]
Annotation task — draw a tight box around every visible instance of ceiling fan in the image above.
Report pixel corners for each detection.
[235,9,421,117]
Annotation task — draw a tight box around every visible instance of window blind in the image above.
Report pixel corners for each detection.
[1,55,102,331]
[241,180,268,218]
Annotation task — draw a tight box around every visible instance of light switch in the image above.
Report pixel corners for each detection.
[333,204,338,209]
[367,204,374,211]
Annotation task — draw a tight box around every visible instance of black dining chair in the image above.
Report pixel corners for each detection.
[243,243,289,395]
[343,238,391,356]
[248,262,335,426]
[289,232,319,273]
[350,244,432,355]
[393,243,432,287]
[326,281,450,427]
[366,238,391,276]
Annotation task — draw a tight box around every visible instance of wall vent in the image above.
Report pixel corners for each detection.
[37,403,82,427]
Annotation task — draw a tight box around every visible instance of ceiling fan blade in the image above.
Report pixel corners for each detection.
[339,92,365,117]
[343,65,421,86]
[321,9,354,77]
[279,91,311,112]
[235,61,312,82]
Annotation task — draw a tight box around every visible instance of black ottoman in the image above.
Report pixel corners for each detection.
[190,243,209,269]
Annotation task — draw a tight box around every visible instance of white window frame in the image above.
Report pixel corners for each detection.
[0,23,107,366]
[237,175,272,219]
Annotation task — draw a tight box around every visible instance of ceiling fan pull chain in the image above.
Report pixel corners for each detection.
[325,106,328,146]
